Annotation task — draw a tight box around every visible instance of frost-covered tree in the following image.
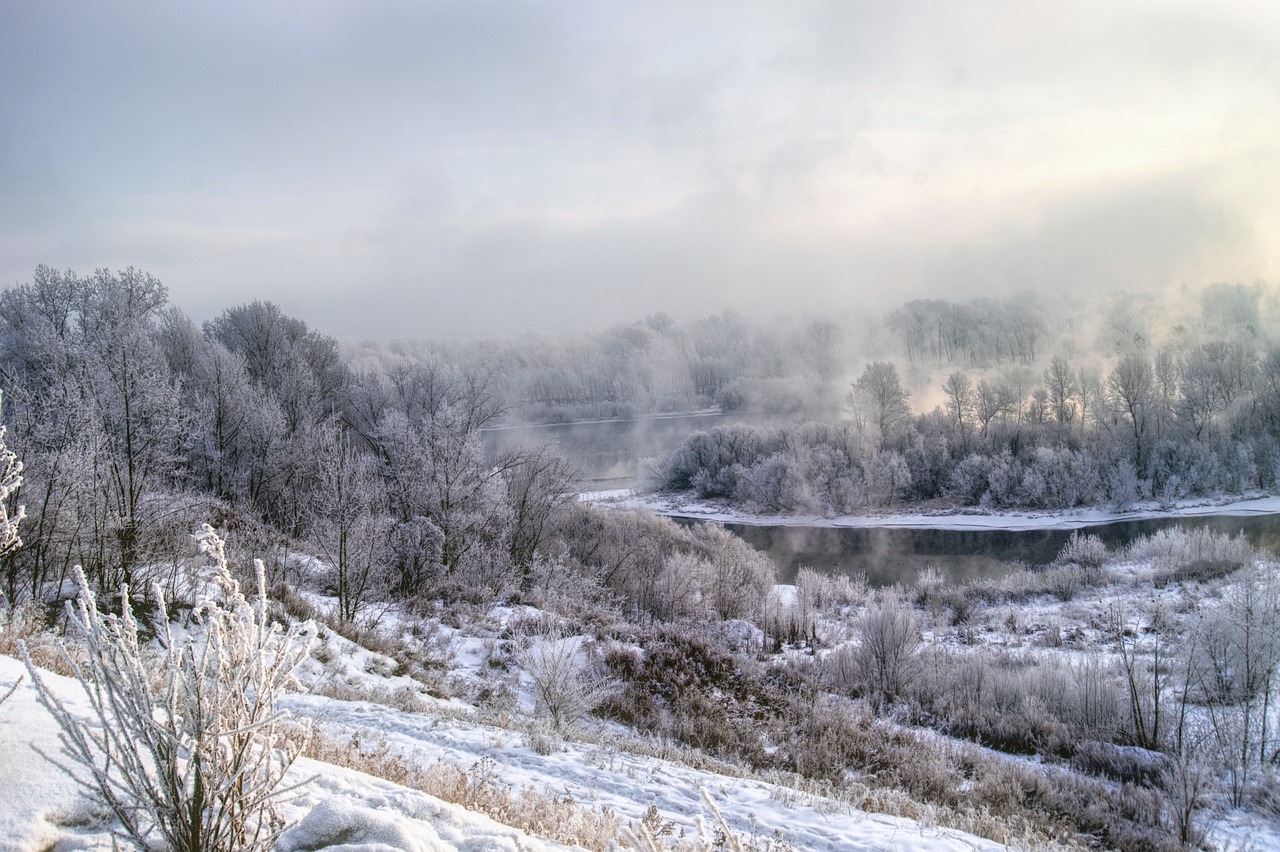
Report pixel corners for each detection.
[1043,355,1079,427]
[21,526,316,852]
[204,300,349,435]
[0,268,189,593]
[0,393,24,558]
[305,424,390,623]
[159,312,287,510]
[0,392,23,604]
[974,379,1019,435]
[942,371,974,437]
[1107,352,1154,470]
[372,407,518,598]
[504,443,578,588]
[848,361,911,449]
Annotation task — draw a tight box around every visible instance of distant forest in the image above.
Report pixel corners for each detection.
[654,284,1280,513]
[348,278,1280,514]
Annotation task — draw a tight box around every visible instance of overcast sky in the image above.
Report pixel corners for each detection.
[2,1,1278,340]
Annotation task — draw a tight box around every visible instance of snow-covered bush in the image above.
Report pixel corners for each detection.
[512,619,613,732]
[1123,525,1254,571]
[1055,532,1108,571]
[21,526,316,852]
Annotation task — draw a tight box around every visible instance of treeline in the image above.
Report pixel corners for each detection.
[350,311,854,424]
[0,266,777,625]
[887,296,1045,366]
[658,336,1280,513]
[345,284,1274,429]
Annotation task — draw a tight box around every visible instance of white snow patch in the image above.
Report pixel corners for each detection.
[605,491,1280,531]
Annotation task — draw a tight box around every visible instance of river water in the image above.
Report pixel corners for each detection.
[683,514,1280,587]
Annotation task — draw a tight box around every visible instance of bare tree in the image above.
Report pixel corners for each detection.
[1107,352,1154,470]
[1176,341,1254,439]
[975,379,1019,436]
[941,371,974,435]
[1043,355,1079,427]
[848,361,911,449]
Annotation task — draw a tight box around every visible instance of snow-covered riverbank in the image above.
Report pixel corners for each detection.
[586,490,1280,531]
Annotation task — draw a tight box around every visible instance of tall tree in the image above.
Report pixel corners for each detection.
[849,361,911,449]
[1107,352,1154,470]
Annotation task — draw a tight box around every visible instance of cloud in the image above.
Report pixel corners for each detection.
[1,1,1277,338]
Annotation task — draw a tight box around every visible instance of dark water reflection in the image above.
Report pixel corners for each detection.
[676,513,1280,587]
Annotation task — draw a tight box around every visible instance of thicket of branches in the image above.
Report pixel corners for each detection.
[0,266,791,628]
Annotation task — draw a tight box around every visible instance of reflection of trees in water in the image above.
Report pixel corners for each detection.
[682,514,1280,588]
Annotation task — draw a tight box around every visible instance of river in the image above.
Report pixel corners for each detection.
[676,513,1280,587]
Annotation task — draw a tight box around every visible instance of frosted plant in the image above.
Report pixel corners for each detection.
[21,525,316,852]
[0,674,19,709]
[512,619,614,733]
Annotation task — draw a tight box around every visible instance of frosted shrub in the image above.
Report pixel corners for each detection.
[1056,532,1108,570]
[1046,533,1111,595]
[850,591,922,708]
[1124,526,1254,571]
[21,526,316,852]
[1044,566,1084,602]
[512,618,614,732]
[794,567,865,617]
[914,566,945,615]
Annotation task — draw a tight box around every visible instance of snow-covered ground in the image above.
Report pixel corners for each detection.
[0,651,1006,851]
[591,490,1280,531]
[0,654,567,851]
[283,691,1007,852]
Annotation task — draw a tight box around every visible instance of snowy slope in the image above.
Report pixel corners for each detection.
[0,653,1006,851]
[0,655,563,852]
[282,692,1007,852]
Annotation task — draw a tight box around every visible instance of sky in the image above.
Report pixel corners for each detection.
[2,1,1278,340]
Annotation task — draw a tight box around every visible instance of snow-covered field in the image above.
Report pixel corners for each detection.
[592,490,1280,531]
